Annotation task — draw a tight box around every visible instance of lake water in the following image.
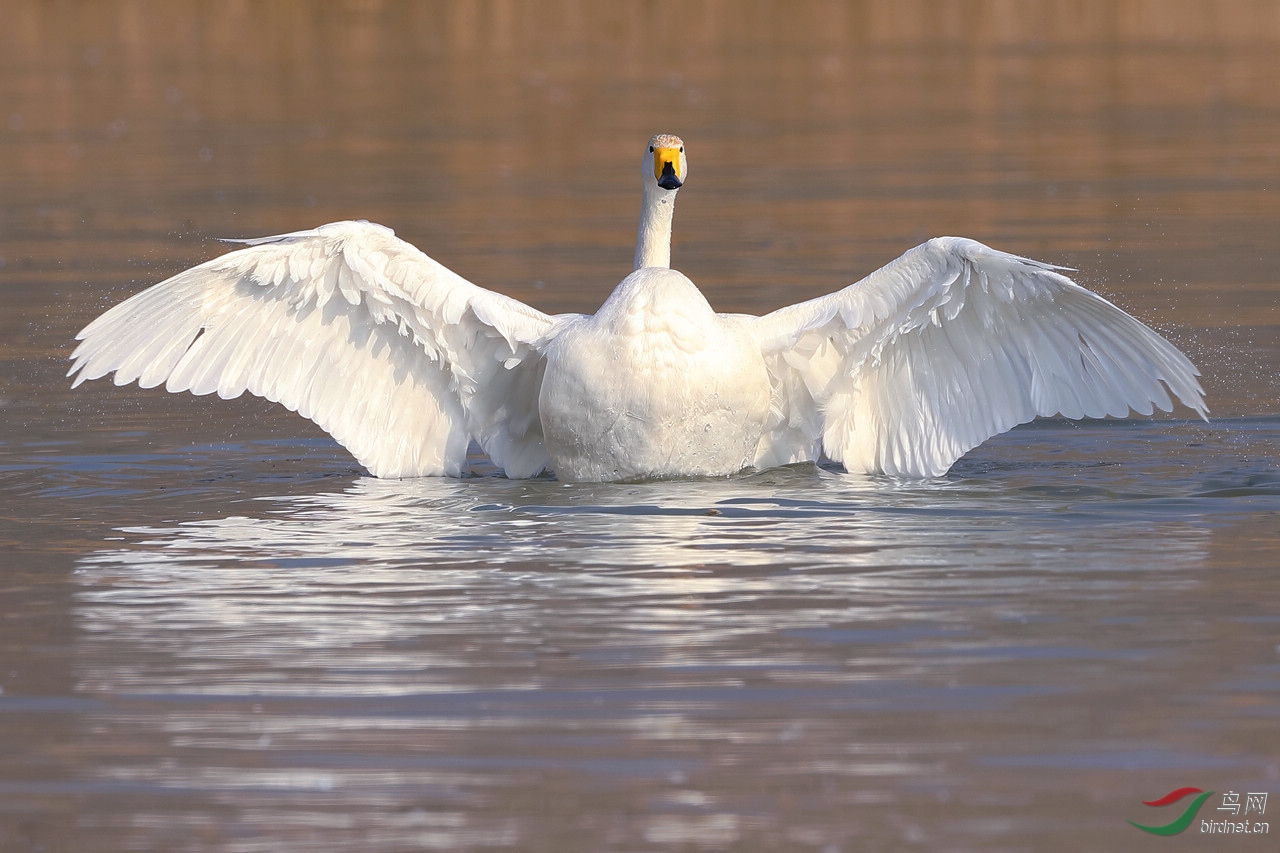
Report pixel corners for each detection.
[3,3,1279,851]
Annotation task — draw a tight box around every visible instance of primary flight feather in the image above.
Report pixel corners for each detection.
[69,134,1206,481]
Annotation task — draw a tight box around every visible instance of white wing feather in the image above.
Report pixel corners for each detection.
[68,220,564,478]
[750,237,1207,477]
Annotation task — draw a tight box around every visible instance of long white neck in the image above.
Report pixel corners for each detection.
[634,183,677,270]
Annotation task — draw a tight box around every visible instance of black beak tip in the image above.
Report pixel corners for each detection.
[657,160,683,190]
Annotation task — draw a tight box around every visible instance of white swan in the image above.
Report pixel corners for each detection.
[69,133,1207,482]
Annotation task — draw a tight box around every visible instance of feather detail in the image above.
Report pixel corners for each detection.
[69,220,565,478]
[750,237,1207,478]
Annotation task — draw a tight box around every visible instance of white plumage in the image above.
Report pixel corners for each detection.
[69,134,1206,482]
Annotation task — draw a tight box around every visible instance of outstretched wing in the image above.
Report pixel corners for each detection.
[749,237,1207,477]
[69,220,564,478]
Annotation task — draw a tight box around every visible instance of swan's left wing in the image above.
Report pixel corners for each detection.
[749,237,1207,477]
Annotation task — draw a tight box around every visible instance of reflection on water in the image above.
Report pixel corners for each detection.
[75,454,1208,697]
[42,421,1275,849]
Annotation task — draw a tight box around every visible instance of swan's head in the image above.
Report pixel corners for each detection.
[644,134,686,192]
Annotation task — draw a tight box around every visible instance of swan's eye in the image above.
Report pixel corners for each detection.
[679,146,684,152]
[649,145,655,152]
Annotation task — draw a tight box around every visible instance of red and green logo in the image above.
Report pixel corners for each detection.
[1128,787,1215,835]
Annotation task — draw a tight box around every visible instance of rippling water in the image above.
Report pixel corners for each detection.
[6,416,1278,850]
[3,3,1280,851]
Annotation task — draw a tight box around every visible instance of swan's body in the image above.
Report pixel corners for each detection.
[540,267,770,481]
[69,134,1207,482]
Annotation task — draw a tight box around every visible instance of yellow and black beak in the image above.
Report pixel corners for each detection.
[652,146,683,190]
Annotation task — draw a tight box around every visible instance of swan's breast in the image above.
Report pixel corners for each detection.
[539,269,770,482]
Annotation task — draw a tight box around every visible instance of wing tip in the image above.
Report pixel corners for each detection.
[931,235,1076,273]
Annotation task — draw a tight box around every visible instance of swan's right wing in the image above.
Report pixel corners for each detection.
[69,221,565,478]
[750,237,1207,477]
